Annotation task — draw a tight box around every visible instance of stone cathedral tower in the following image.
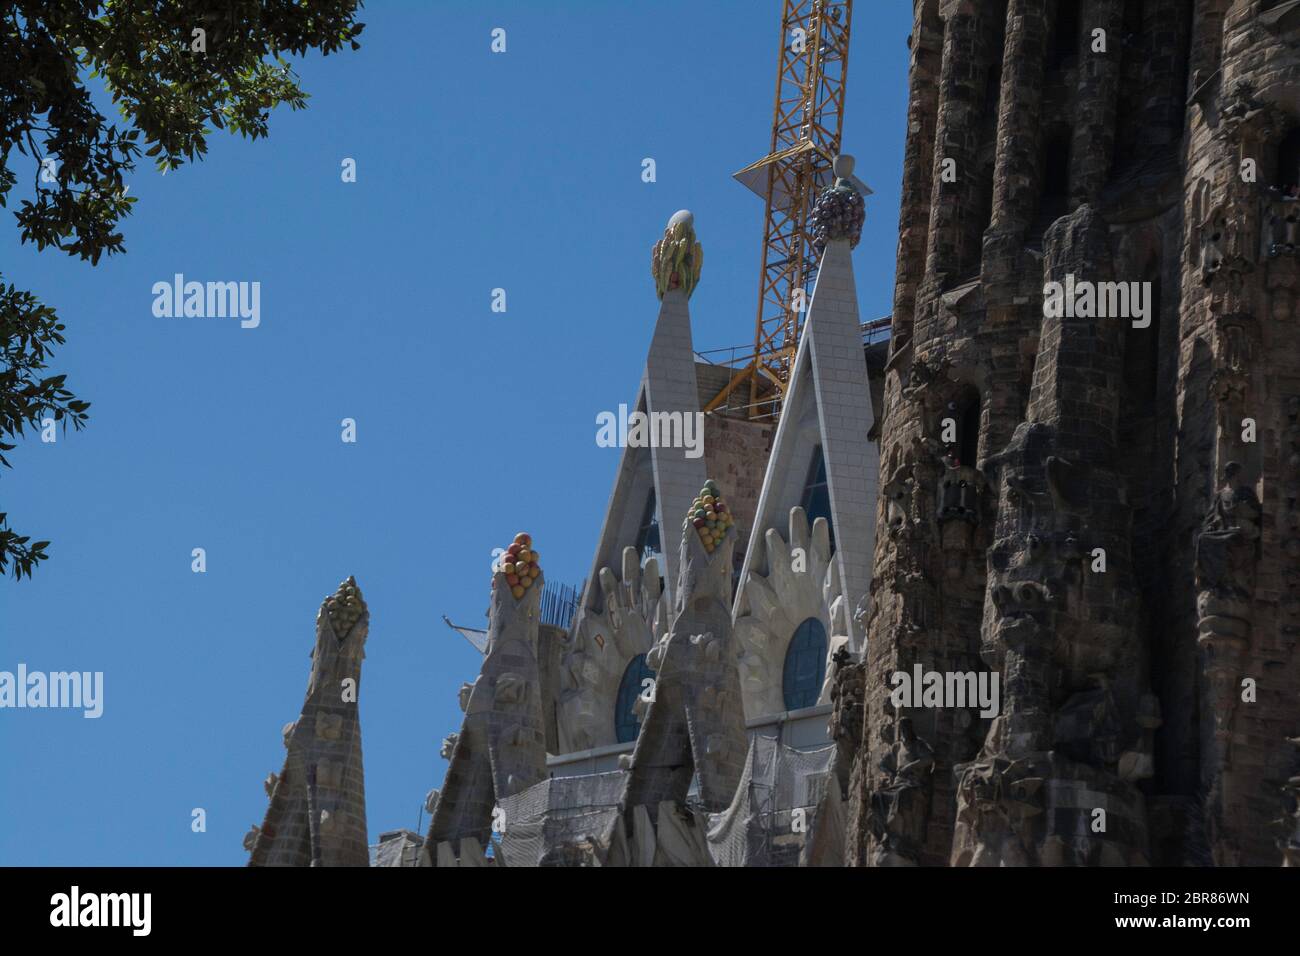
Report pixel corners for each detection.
[247,578,371,866]
[842,0,1300,866]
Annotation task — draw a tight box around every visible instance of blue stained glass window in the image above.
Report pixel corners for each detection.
[801,446,835,552]
[615,653,655,743]
[782,618,828,711]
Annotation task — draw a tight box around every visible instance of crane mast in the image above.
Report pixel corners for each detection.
[707,0,855,422]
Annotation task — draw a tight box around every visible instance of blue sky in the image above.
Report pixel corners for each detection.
[0,1,911,864]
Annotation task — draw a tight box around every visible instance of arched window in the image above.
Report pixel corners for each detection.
[782,618,828,711]
[615,654,654,744]
[800,446,834,552]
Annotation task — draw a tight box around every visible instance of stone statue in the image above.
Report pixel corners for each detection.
[1195,462,1262,597]
[866,716,934,866]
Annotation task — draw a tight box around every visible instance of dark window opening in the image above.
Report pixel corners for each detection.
[800,446,834,552]
[1049,0,1081,67]
[949,388,981,467]
[1124,268,1161,403]
[1123,0,1146,37]
[1275,128,1300,193]
[615,654,655,744]
[634,488,660,560]
[983,65,1003,116]
[1039,132,1072,224]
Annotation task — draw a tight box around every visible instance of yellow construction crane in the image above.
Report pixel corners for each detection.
[706,0,858,422]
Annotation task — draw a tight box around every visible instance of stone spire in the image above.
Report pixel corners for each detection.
[247,577,370,866]
[735,174,878,661]
[566,212,710,754]
[423,534,548,865]
[624,479,748,817]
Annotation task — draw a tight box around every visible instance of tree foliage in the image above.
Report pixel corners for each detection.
[0,1,364,579]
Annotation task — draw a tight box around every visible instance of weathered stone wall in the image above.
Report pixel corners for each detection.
[1169,0,1300,866]
[848,0,1300,867]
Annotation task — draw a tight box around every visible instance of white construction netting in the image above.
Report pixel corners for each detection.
[494,770,630,867]
[706,737,837,867]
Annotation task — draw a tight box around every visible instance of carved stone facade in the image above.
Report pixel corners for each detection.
[851,0,1300,867]
[421,537,550,863]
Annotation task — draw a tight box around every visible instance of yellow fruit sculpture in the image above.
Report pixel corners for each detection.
[681,478,735,554]
[651,209,703,300]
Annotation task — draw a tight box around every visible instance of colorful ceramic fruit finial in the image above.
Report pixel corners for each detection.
[687,479,735,555]
[498,532,542,600]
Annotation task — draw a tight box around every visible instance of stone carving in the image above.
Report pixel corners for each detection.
[950,207,1156,867]
[1208,316,1256,421]
[865,716,934,866]
[322,577,366,642]
[1264,189,1299,258]
[425,535,549,858]
[249,577,371,867]
[937,465,984,527]
[826,3,1300,868]
[1199,207,1230,285]
[902,353,947,402]
[439,733,459,761]
[829,652,864,752]
[624,479,749,818]
[1195,462,1263,600]
[651,209,703,300]
[1194,463,1262,760]
[316,713,343,741]
[559,547,667,753]
[733,506,843,717]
